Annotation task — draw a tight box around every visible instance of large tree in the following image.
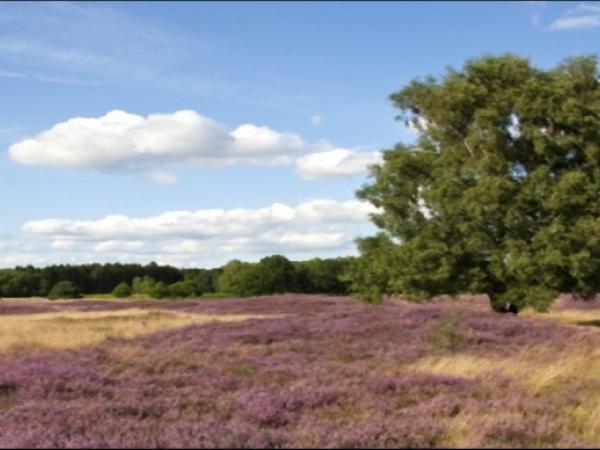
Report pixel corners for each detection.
[351,54,600,311]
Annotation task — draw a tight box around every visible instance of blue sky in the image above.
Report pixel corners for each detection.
[0,1,597,268]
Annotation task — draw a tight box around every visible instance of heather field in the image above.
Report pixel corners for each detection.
[2,295,600,448]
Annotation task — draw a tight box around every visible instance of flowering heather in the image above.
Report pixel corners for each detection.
[1,294,600,447]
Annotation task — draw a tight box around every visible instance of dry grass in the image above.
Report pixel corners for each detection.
[524,308,600,328]
[0,308,265,353]
[407,326,600,444]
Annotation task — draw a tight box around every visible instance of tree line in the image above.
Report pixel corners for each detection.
[0,256,353,299]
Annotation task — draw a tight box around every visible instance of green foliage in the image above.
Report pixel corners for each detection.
[47,280,81,300]
[295,257,352,295]
[216,260,255,296]
[0,257,353,299]
[216,256,303,297]
[249,255,297,295]
[0,263,181,298]
[0,266,44,297]
[182,268,221,294]
[131,276,157,295]
[168,280,199,298]
[148,281,171,299]
[111,282,132,298]
[352,54,600,311]
[423,308,468,351]
[343,235,397,304]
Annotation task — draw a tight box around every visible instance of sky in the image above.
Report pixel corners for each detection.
[0,1,597,268]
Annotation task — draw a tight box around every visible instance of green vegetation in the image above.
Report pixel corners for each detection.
[111,282,132,298]
[168,280,200,298]
[349,54,600,311]
[47,280,81,300]
[0,257,352,299]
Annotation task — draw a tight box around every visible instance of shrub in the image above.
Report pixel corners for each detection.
[217,260,255,297]
[149,281,171,299]
[131,276,156,295]
[112,282,132,298]
[169,281,198,298]
[424,308,468,351]
[47,281,81,300]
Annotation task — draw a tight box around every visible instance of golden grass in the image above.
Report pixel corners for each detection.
[0,308,264,353]
[523,308,600,327]
[407,341,600,444]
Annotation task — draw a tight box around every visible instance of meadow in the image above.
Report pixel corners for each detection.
[1,294,600,448]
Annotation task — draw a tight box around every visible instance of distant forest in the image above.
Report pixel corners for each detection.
[0,256,353,299]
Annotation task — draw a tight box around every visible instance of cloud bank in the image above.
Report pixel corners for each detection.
[15,198,380,267]
[9,109,383,180]
[9,110,304,170]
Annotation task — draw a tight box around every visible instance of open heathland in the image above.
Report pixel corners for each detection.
[1,294,600,448]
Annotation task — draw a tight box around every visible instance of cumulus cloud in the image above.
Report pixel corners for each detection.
[93,240,146,253]
[9,109,386,181]
[23,199,376,240]
[17,198,379,267]
[549,14,600,30]
[533,2,600,31]
[8,110,381,180]
[9,110,305,171]
[230,124,304,155]
[295,148,382,179]
[51,239,76,251]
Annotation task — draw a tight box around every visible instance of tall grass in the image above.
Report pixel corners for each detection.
[0,308,265,353]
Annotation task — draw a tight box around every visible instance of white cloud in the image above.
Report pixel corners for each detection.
[150,171,177,185]
[407,116,428,133]
[533,2,600,31]
[51,239,76,251]
[9,109,381,181]
[94,240,146,253]
[17,198,379,267]
[8,110,305,172]
[230,124,304,155]
[310,114,324,126]
[23,199,376,240]
[260,230,346,248]
[295,148,383,179]
[549,14,600,30]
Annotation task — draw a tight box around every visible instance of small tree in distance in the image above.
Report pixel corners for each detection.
[169,280,199,298]
[112,282,132,298]
[350,54,600,311]
[48,280,81,300]
[149,281,171,299]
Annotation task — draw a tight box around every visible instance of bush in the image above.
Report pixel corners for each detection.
[149,281,171,299]
[47,281,81,300]
[217,260,255,296]
[295,257,352,295]
[251,255,297,295]
[424,309,468,351]
[169,280,199,298]
[112,282,132,298]
[131,275,156,295]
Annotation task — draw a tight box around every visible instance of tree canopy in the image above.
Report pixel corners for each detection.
[350,54,600,311]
